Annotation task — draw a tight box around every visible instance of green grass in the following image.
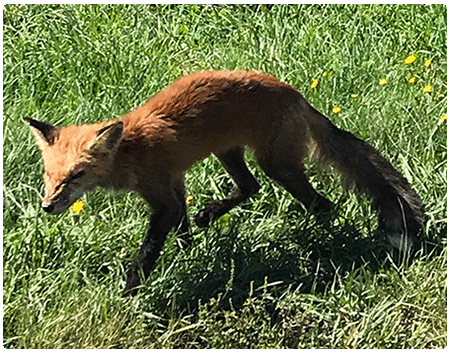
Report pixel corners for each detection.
[3,4,447,348]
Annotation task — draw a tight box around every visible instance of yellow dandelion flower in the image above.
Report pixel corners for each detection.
[424,59,432,68]
[332,106,341,114]
[186,195,194,204]
[423,85,432,93]
[379,77,387,85]
[71,200,85,214]
[322,71,328,78]
[437,93,445,99]
[408,77,416,84]
[311,79,319,89]
[438,114,447,125]
[404,54,416,65]
[351,93,358,99]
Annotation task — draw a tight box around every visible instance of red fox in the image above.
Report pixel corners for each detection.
[25,70,424,295]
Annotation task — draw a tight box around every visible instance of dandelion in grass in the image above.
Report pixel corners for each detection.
[322,71,328,78]
[186,195,194,204]
[437,93,445,99]
[408,77,417,84]
[311,79,319,89]
[71,200,85,214]
[404,54,416,64]
[351,93,358,99]
[424,59,432,68]
[438,114,447,126]
[423,85,432,93]
[332,106,341,114]
[379,77,387,85]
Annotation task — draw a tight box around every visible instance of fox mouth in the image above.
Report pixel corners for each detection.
[42,183,86,214]
[41,200,69,214]
[41,194,73,214]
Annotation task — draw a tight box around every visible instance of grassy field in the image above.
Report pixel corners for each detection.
[3,4,447,348]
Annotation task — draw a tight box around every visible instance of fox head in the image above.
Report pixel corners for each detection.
[24,118,124,214]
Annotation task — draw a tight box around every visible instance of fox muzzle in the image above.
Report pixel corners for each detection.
[42,200,55,214]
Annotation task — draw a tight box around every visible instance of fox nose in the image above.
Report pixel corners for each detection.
[42,201,54,214]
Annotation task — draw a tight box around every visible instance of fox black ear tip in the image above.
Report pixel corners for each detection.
[23,117,37,125]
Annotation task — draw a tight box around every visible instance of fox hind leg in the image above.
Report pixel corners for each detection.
[255,149,333,216]
[195,146,260,228]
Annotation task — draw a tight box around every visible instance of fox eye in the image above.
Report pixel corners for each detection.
[59,170,85,188]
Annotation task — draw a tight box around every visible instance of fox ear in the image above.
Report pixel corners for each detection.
[90,121,124,155]
[24,117,59,148]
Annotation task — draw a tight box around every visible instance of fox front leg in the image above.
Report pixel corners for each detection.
[124,186,185,296]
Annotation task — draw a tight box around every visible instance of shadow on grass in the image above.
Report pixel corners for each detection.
[144,213,446,316]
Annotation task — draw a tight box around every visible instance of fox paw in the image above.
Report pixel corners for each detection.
[194,209,214,228]
[195,203,225,228]
[123,271,140,297]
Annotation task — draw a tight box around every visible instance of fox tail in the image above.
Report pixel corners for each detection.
[306,106,424,250]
